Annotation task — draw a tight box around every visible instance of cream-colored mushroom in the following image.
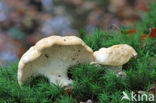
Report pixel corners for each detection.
[93,44,137,72]
[18,36,94,86]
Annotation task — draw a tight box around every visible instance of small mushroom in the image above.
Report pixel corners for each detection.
[93,44,137,72]
[18,36,94,86]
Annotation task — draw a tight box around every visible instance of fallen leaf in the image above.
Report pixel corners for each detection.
[141,34,148,41]
[149,86,156,95]
[121,29,137,35]
[126,29,137,35]
[64,85,73,94]
[149,28,156,38]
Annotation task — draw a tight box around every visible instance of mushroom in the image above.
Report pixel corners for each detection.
[18,36,94,86]
[93,44,137,72]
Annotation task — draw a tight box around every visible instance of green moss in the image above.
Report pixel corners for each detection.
[0,30,155,102]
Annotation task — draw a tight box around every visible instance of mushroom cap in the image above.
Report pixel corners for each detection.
[94,44,137,66]
[18,35,94,86]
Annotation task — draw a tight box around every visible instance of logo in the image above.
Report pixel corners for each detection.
[121,91,130,101]
[121,91,155,102]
